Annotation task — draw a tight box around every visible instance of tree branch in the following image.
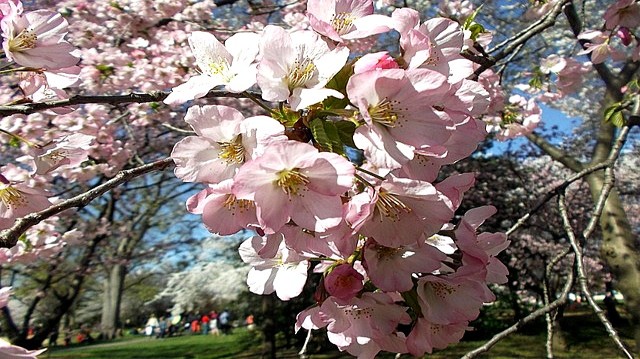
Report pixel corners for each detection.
[508,126,629,236]
[465,0,570,78]
[558,192,633,358]
[0,158,174,248]
[0,90,255,117]
[461,249,575,359]
[525,132,584,172]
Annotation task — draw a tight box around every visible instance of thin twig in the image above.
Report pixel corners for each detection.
[298,329,312,358]
[0,157,174,248]
[507,125,629,236]
[557,192,633,359]
[465,0,571,78]
[582,126,630,238]
[543,258,557,359]
[461,250,575,359]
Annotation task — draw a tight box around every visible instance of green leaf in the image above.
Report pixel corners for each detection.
[309,118,346,155]
[334,120,356,148]
[463,5,484,30]
[604,102,625,127]
[8,136,21,148]
[323,61,355,110]
[468,23,486,41]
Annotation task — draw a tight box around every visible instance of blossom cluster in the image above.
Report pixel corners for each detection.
[0,0,88,259]
[167,1,508,357]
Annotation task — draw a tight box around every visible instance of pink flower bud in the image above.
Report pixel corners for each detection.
[324,264,364,301]
[617,27,633,46]
[353,51,399,74]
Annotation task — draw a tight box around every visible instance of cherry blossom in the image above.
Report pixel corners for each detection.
[363,238,445,292]
[30,133,94,175]
[163,31,260,105]
[239,234,309,300]
[352,51,399,74]
[257,25,349,110]
[185,179,259,235]
[347,68,451,170]
[0,286,11,308]
[1,9,79,69]
[604,0,640,29]
[306,0,393,43]
[299,292,411,357]
[233,140,355,234]
[577,31,613,64]
[0,339,45,359]
[484,94,541,140]
[171,104,286,184]
[0,172,51,230]
[406,318,469,356]
[324,263,364,301]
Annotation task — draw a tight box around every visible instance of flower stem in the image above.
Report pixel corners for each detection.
[355,166,386,181]
[243,91,275,115]
[0,66,40,75]
[0,128,39,148]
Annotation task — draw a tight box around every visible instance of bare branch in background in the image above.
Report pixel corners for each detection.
[0,158,174,248]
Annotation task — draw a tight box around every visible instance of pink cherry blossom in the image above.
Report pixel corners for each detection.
[347,68,451,170]
[406,318,469,356]
[306,0,393,43]
[416,273,494,324]
[186,179,259,235]
[604,0,640,29]
[357,175,466,248]
[540,55,590,95]
[164,31,260,105]
[1,9,79,69]
[30,133,94,175]
[0,173,51,230]
[439,0,475,22]
[617,27,633,46]
[324,263,364,301]
[310,293,411,357]
[257,25,349,110]
[363,238,445,292]
[233,140,355,234]
[280,222,357,259]
[171,105,286,184]
[0,338,45,359]
[524,0,557,20]
[485,94,541,140]
[352,51,399,74]
[0,0,21,21]
[577,30,612,64]
[239,234,309,300]
[455,206,510,284]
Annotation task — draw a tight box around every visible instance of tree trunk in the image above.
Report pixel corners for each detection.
[100,263,126,340]
[586,172,640,351]
[261,295,276,359]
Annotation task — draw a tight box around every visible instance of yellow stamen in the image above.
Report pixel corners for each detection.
[275,169,309,196]
[222,194,255,214]
[330,12,355,35]
[368,98,404,127]
[0,186,27,210]
[8,29,37,52]
[375,190,411,222]
[287,54,316,89]
[218,137,245,164]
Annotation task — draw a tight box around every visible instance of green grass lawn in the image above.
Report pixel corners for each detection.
[47,329,263,359]
[46,311,636,359]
